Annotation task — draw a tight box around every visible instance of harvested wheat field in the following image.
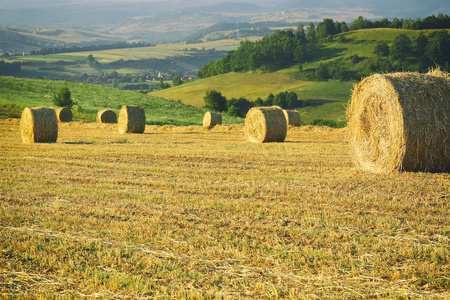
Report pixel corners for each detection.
[0,119,449,299]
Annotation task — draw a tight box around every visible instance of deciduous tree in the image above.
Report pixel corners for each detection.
[390,34,413,63]
[203,90,227,112]
[374,41,390,57]
[306,23,317,43]
[52,87,76,109]
[172,75,183,86]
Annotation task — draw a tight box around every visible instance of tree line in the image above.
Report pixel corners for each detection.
[348,14,450,31]
[197,27,310,77]
[203,89,303,118]
[29,41,153,55]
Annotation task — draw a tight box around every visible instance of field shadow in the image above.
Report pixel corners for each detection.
[180,132,206,135]
[284,140,347,144]
[142,132,165,135]
[303,99,337,108]
[64,141,95,145]
[311,46,346,61]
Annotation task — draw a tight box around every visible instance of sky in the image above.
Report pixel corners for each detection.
[0,0,278,8]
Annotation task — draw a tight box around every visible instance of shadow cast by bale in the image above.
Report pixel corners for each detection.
[64,141,95,145]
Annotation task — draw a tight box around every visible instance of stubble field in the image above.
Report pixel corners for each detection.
[0,119,449,299]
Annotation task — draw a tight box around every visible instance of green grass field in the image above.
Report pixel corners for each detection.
[0,77,243,125]
[293,81,354,125]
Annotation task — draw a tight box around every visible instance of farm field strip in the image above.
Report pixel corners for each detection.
[17,31,114,44]
[0,120,449,298]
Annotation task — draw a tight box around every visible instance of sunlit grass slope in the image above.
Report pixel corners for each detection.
[152,72,313,107]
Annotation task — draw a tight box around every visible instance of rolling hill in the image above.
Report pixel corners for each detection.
[152,27,449,125]
[153,72,312,107]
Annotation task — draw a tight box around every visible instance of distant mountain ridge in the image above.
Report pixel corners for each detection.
[0,0,448,45]
[429,6,450,16]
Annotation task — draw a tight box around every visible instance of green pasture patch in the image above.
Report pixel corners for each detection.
[294,80,354,125]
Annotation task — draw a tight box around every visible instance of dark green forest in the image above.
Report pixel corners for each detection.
[197,15,450,81]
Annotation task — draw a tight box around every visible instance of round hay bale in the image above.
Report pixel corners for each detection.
[118,105,146,134]
[244,106,287,143]
[20,107,58,143]
[203,112,222,127]
[347,70,450,173]
[282,109,301,126]
[97,109,117,123]
[55,107,72,122]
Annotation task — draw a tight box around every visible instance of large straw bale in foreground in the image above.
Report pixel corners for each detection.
[55,107,72,122]
[347,70,450,173]
[203,112,222,127]
[97,109,117,123]
[20,107,58,143]
[245,106,287,143]
[283,109,301,126]
[118,105,146,134]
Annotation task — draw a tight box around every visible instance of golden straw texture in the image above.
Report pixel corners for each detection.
[55,107,72,122]
[97,109,117,123]
[20,107,58,143]
[347,70,449,173]
[283,109,301,127]
[245,106,287,143]
[203,112,222,127]
[118,105,146,134]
